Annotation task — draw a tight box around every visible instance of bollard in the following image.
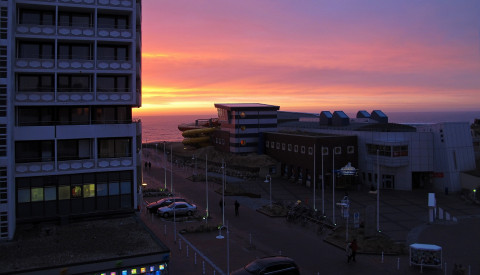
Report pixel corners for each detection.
[186,245,189,257]
[202,261,205,275]
[381,251,384,263]
[195,252,197,265]
[397,257,400,270]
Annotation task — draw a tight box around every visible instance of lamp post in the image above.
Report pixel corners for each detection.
[221,161,226,226]
[192,154,197,177]
[163,142,167,190]
[170,145,173,194]
[205,154,209,223]
[377,149,380,232]
[321,147,325,216]
[332,152,335,225]
[264,175,272,208]
[313,144,316,211]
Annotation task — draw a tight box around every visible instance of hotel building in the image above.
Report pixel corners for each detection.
[1,0,142,240]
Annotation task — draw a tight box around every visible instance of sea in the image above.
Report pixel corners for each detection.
[136,111,480,143]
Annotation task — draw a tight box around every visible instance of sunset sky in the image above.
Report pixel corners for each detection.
[136,0,480,116]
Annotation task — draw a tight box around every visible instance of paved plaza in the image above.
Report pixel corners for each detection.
[140,148,480,274]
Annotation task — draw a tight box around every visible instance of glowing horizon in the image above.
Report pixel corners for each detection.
[134,0,480,117]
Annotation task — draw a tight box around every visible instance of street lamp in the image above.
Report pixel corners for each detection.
[377,149,380,232]
[264,175,272,208]
[221,161,226,226]
[205,154,209,223]
[192,154,197,177]
[163,141,167,190]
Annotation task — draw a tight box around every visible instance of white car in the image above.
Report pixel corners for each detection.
[157,201,197,218]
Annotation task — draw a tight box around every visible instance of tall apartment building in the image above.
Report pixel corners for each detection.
[0,0,142,240]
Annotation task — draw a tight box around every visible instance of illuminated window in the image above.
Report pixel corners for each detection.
[159,265,165,270]
[131,269,137,274]
[322,147,329,155]
[240,112,245,118]
[334,147,341,154]
[240,125,246,131]
[71,185,82,198]
[83,184,95,198]
[59,186,70,200]
[31,187,44,201]
[140,267,146,273]
[347,146,354,154]
[240,140,246,146]
[294,145,298,153]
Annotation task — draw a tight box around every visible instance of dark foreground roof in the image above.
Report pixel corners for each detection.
[0,215,169,274]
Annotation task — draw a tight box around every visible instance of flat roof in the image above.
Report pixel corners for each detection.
[214,103,280,111]
[0,215,169,274]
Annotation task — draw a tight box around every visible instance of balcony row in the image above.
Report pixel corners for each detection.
[15,91,135,104]
[15,59,134,71]
[17,0,134,8]
[17,25,134,39]
[16,157,134,175]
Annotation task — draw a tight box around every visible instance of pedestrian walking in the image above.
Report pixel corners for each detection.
[144,161,148,171]
[347,239,358,263]
[148,161,152,170]
[234,200,240,216]
[346,242,352,263]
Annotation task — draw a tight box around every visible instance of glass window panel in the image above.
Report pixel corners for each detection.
[40,75,53,91]
[83,184,95,198]
[71,45,90,60]
[58,45,69,59]
[31,187,44,202]
[116,76,128,92]
[19,43,39,58]
[59,14,70,26]
[58,140,77,161]
[117,16,128,29]
[41,141,54,162]
[97,76,115,92]
[41,44,53,59]
[117,47,127,61]
[18,108,40,126]
[42,12,54,25]
[18,189,30,203]
[71,76,90,92]
[44,187,56,201]
[18,75,40,91]
[120,181,131,194]
[109,182,119,195]
[97,46,114,60]
[98,16,115,28]
[97,183,108,196]
[115,138,131,157]
[59,186,70,200]
[98,139,115,158]
[71,185,82,198]
[20,10,41,25]
[72,14,90,27]
[78,139,91,159]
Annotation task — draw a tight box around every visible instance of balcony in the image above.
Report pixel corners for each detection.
[97,91,133,102]
[96,60,133,70]
[15,0,132,8]
[98,0,133,8]
[58,26,95,37]
[97,28,133,39]
[15,58,55,70]
[57,59,95,70]
[16,24,56,36]
[16,92,55,103]
[59,0,95,5]
[15,90,135,104]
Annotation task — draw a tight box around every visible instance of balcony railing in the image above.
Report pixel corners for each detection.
[16,24,56,36]
[15,58,55,69]
[96,59,133,70]
[16,0,133,7]
[15,89,136,104]
[97,27,133,39]
[57,58,95,69]
[58,25,95,37]
[15,157,134,175]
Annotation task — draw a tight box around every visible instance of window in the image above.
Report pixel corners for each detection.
[15,140,54,163]
[59,186,70,200]
[31,187,44,202]
[19,9,55,25]
[276,142,280,150]
[58,139,92,161]
[308,147,313,155]
[282,143,285,150]
[265,141,269,148]
[294,145,298,153]
[240,112,246,118]
[97,75,129,93]
[98,14,129,29]
[58,75,92,92]
[109,182,119,195]
[59,12,92,27]
[18,189,30,203]
[334,147,341,155]
[98,138,132,158]
[97,183,108,196]
[17,41,54,59]
[97,45,128,61]
[44,187,56,201]
[301,146,305,154]
[83,184,95,198]
[288,144,292,151]
[392,146,408,157]
[58,107,90,125]
[58,43,92,60]
[240,140,246,146]
[270,141,274,148]
[322,147,329,155]
[17,74,54,92]
[347,146,354,154]
[120,181,131,194]
[17,107,52,126]
[71,185,82,198]
[0,125,5,157]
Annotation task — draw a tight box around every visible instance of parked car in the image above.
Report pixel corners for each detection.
[157,201,197,218]
[230,256,300,275]
[146,197,187,214]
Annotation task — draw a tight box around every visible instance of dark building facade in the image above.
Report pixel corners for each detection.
[263,132,358,188]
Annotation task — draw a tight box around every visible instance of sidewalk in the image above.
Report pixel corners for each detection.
[141,147,479,274]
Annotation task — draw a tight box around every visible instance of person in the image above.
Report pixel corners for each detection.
[234,200,240,216]
[347,239,358,263]
[144,161,148,170]
[148,161,152,170]
[346,242,352,263]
